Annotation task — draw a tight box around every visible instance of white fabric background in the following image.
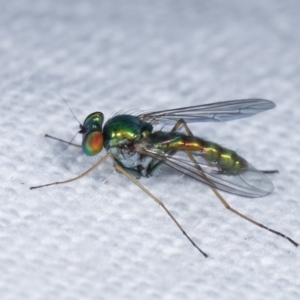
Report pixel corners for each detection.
[1,1,300,299]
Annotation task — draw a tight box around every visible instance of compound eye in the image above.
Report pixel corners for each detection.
[82,131,103,156]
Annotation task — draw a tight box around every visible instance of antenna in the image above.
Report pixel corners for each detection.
[43,94,84,154]
[57,93,82,125]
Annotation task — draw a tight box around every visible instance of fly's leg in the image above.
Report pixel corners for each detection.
[115,165,142,179]
[176,119,298,247]
[147,120,190,176]
[187,150,298,246]
[30,153,114,189]
[44,134,81,148]
[31,151,208,257]
[114,163,208,257]
[260,170,278,174]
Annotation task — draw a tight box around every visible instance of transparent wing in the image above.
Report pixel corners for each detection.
[138,98,275,125]
[137,147,274,198]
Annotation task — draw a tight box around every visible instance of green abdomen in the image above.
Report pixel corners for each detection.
[148,132,248,175]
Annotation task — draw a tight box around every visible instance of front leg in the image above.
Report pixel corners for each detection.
[30,153,116,189]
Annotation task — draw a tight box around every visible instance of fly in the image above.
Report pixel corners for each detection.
[30,98,298,257]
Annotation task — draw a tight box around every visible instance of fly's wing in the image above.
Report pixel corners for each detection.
[137,147,274,198]
[138,99,275,125]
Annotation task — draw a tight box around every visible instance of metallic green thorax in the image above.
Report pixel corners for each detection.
[103,115,153,149]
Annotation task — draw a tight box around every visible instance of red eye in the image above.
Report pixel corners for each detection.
[82,131,103,156]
